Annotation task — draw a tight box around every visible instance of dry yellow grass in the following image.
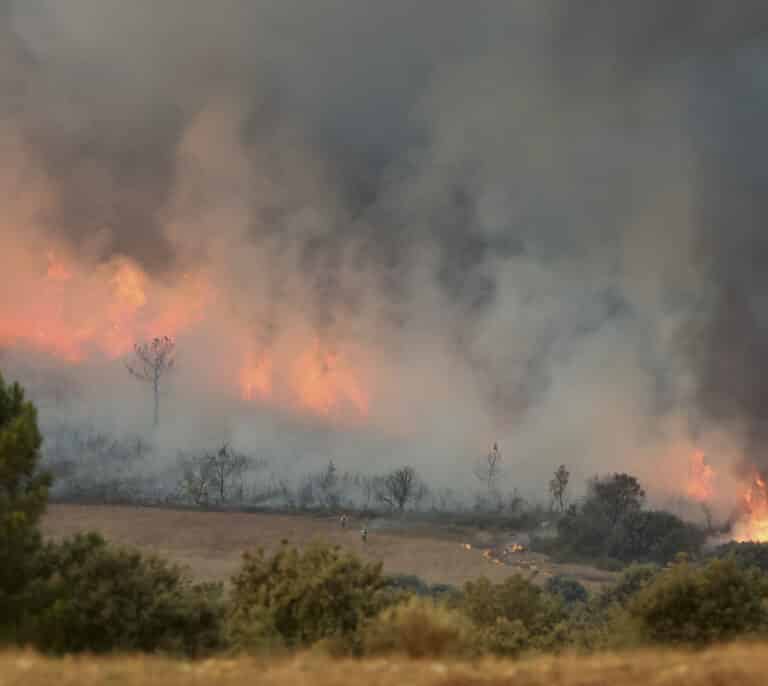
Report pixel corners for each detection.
[40,504,616,589]
[1,644,766,686]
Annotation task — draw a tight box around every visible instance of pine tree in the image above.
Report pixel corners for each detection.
[0,372,52,635]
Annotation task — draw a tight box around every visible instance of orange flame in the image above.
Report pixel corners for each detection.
[733,472,768,542]
[45,251,73,282]
[240,354,274,401]
[238,340,370,422]
[2,235,371,425]
[1,249,210,363]
[292,342,369,418]
[686,452,715,503]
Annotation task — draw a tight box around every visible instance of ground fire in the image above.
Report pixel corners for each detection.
[733,472,768,543]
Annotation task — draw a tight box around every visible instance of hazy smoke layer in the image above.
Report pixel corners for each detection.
[3,1,768,502]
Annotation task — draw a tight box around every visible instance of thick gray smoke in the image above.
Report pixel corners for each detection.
[3,1,768,503]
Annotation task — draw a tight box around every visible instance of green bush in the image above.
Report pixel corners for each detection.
[459,575,565,655]
[228,543,388,652]
[607,510,705,564]
[597,563,660,608]
[0,374,52,639]
[22,533,224,656]
[712,542,768,573]
[551,474,704,566]
[594,557,626,572]
[545,576,588,605]
[625,557,768,645]
[556,502,614,559]
[360,597,476,658]
[383,574,459,601]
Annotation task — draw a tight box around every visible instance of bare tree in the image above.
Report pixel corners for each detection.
[126,336,176,428]
[474,442,503,492]
[701,503,715,535]
[413,481,429,511]
[361,476,378,511]
[179,454,215,506]
[178,443,251,506]
[549,464,570,513]
[208,443,249,504]
[379,466,418,513]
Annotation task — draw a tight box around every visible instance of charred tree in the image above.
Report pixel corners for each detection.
[126,336,176,428]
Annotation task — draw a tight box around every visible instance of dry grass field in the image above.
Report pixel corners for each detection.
[2,643,766,686]
[40,504,616,589]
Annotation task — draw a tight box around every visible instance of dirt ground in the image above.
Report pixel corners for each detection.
[40,504,617,590]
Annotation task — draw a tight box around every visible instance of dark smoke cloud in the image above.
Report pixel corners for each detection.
[4,1,768,489]
[686,52,768,473]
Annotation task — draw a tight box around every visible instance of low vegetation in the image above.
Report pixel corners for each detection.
[21,532,225,655]
[532,473,706,566]
[227,544,387,653]
[2,644,768,686]
[5,370,768,667]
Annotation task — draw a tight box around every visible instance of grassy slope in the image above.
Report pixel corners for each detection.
[2,644,765,686]
[40,504,616,589]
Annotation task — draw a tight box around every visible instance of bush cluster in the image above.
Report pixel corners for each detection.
[547,474,705,566]
[22,533,225,655]
[227,543,388,653]
[6,373,768,659]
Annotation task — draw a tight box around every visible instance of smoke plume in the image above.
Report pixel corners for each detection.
[2,1,768,504]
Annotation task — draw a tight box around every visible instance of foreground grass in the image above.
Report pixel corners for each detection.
[1,643,766,686]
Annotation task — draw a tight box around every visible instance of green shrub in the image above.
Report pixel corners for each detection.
[23,533,224,656]
[712,542,768,573]
[551,474,704,566]
[626,557,768,645]
[383,574,459,601]
[459,575,565,655]
[0,374,52,639]
[361,597,476,658]
[228,543,387,652]
[607,510,705,564]
[594,557,626,572]
[597,563,660,608]
[556,502,614,559]
[545,576,588,605]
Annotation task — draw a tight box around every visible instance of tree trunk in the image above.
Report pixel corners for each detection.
[153,378,159,428]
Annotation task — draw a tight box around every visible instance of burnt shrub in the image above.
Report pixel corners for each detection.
[22,533,224,655]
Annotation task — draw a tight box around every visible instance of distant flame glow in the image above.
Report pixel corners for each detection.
[733,472,768,542]
[238,340,370,422]
[2,240,371,424]
[686,452,715,503]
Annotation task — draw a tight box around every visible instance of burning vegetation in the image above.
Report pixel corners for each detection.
[1,241,372,425]
[733,473,768,543]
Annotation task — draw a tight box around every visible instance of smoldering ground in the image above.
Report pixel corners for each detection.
[2,1,768,504]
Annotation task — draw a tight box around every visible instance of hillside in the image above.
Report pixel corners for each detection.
[40,504,616,589]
